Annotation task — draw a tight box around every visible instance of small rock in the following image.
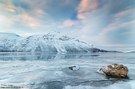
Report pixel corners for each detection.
[69,65,80,71]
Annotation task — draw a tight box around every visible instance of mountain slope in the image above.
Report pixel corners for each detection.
[0,33,21,52]
[11,33,91,53]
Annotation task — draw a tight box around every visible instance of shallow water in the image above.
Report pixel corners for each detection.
[0,52,135,89]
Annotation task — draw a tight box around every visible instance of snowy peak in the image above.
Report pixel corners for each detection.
[12,33,91,53]
[0,32,20,40]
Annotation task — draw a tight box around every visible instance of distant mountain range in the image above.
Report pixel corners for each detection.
[90,48,122,53]
[0,32,121,53]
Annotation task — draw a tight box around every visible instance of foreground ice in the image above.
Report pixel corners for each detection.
[64,80,135,89]
[0,52,135,89]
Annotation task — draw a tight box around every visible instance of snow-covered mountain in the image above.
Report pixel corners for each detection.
[0,32,92,53]
[0,33,21,52]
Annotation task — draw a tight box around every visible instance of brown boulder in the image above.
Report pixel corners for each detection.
[99,64,128,78]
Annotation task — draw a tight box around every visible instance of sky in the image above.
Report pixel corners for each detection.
[0,0,135,51]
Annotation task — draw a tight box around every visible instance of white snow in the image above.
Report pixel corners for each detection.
[0,32,91,53]
[0,33,21,51]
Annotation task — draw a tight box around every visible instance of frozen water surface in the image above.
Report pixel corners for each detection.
[0,52,135,89]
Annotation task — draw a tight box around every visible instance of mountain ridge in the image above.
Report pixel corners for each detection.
[0,32,121,53]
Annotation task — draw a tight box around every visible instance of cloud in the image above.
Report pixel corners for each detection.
[22,0,47,17]
[63,19,76,27]
[0,0,16,13]
[0,0,79,29]
[101,20,135,36]
[34,8,45,16]
[17,13,41,29]
[0,0,45,29]
[0,0,135,51]
[75,0,135,50]
[101,8,135,36]
[77,0,98,19]
[115,8,135,18]
[75,0,106,44]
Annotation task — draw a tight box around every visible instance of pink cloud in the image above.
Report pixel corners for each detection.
[77,0,98,20]
[63,19,76,27]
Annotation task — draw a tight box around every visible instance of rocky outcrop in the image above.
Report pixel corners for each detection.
[98,64,128,78]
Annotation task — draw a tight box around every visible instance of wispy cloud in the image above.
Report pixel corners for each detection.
[101,8,135,35]
[101,20,135,36]
[115,8,135,18]
[77,0,98,19]
[17,13,41,29]
[63,19,75,27]
[33,8,45,16]
[0,0,16,13]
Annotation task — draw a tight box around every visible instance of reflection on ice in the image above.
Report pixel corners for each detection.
[0,52,99,61]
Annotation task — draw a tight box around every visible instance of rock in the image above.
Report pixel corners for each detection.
[98,64,128,78]
[68,65,80,71]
